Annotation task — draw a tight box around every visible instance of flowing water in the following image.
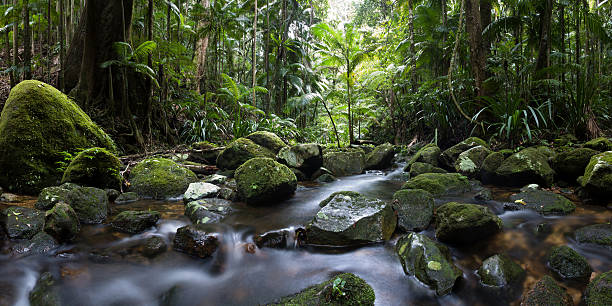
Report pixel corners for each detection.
[1,166,610,306]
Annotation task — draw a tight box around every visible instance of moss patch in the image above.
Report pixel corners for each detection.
[580,152,612,198]
[245,131,287,153]
[216,138,276,170]
[61,147,122,190]
[269,273,375,305]
[584,270,612,306]
[435,202,503,244]
[235,158,297,205]
[129,158,198,200]
[402,173,470,197]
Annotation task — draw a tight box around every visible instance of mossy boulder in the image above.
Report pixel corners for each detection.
[574,224,612,249]
[8,231,58,257]
[435,202,502,244]
[520,275,573,306]
[0,80,116,194]
[184,198,232,224]
[584,270,612,306]
[364,143,395,170]
[61,147,122,190]
[245,131,287,153]
[43,202,80,242]
[173,224,220,258]
[396,232,462,296]
[216,138,276,170]
[35,183,80,210]
[408,162,447,178]
[509,189,576,215]
[480,152,505,184]
[392,189,434,232]
[277,143,323,176]
[1,206,45,239]
[551,148,600,181]
[454,145,492,177]
[129,158,198,200]
[269,273,375,306]
[554,134,579,147]
[584,137,612,151]
[66,186,108,224]
[111,210,160,234]
[547,246,592,281]
[29,272,61,306]
[402,173,471,197]
[495,147,555,187]
[439,137,488,169]
[579,151,612,198]
[306,191,396,246]
[478,254,525,288]
[403,143,441,170]
[322,151,366,177]
[235,158,297,205]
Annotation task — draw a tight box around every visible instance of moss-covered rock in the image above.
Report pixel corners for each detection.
[402,173,471,197]
[480,152,504,184]
[29,272,61,306]
[584,270,612,306]
[435,202,502,244]
[111,210,160,234]
[235,158,297,205]
[574,224,612,249]
[269,273,375,305]
[173,224,220,258]
[365,143,395,170]
[584,137,612,151]
[216,138,276,170]
[509,189,576,215]
[245,131,287,153]
[396,232,462,296]
[579,151,612,198]
[184,198,232,224]
[1,206,45,239]
[551,148,600,181]
[322,151,366,177]
[478,254,525,288]
[61,147,122,190]
[547,246,592,281]
[43,202,80,242]
[454,145,492,177]
[403,143,441,170]
[554,134,579,147]
[9,231,58,257]
[0,80,116,194]
[392,189,434,232]
[66,186,108,224]
[520,275,573,306]
[316,173,337,183]
[129,158,198,200]
[306,191,396,246]
[408,162,447,178]
[114,192,139,204]
[277,143,323,177]
[439,137,488,169]
[495,147,555,187]
[35,183,80,210]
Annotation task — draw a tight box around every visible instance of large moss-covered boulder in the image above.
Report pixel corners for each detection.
[306,191,396,246]
[478,254,525,288]
[269,273,375,306]
[111,210,160,234]
[29,272,61,306]
[235,158,297,205]
[408,162,447,178]
[365,143,395,170]
[439,137,488,169]
[396,233,462,296]
[495,147,555,187]
[584,270,612,306]
[435,202,502,244]
[216,138,275,170]
[245,131,287,153]
[402,173,471,197]
[403,143,441,170]
[520,275,573,306]
[1,206,45,239]
[322,151,366,177]
[584,137,612,151]
[129,158,198,200]
[61,147,122,190]
[480,151,504,183]
[392,189,434,232]
[35,183,80,210]
[173,224,220,258]
[551,148,600,181]
[277,143,323,176]
[66,186,108,224]
[579,151,612,198]
[509,189,576,215]
[0,80,116,194]
[43,202,80,242]
[547,246,592,281]
[574,223,612,249]
[454,145,492,177]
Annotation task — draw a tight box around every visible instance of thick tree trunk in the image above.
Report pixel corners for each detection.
[535,0,553,75]
[465,0,486,96]
[195,0,210,93]
[252,0,257,105]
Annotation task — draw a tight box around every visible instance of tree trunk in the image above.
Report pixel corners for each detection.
[252,0,257,105]
[195,0,210,93]
[59,0,65,90]
[535,0,553,75]
[465,0,486,97]
[408,0,415,91]
[146,0,154,137]
[12,0,18,85]
[23,0,31,79]
[47,0,51,83]
[346,57,353,144]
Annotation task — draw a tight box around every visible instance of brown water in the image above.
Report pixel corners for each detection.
[1,167,610,306]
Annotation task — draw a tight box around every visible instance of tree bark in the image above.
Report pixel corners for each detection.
[252,0,257,105]
[195,0,210,94]
[535,0,553,75]
[12,0,18,85]
[23,0,31,80]
[465,0,486,96]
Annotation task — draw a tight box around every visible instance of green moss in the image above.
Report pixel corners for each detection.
[584,270,612,306]
[111,210,161,234]
[2,206,45,239]
[130,158,198,199]
[269,273,375,305]
[322,151,366,177]
[584,137,612,151]
[402,173,470,197]
[404,143,441,170]
[235,158,297,205]
[245,131,287,153]
[439,137,488,168]
[509,189,576,215]
[365,143,395,170]
[552,148,599,180]
[408,162,447,178]
[580,152,612,197]
[495,147,555,187]
[574,224,612,248]
[521,275,573,306]
[216,138,276,170]
[61,147,122,190]
[0,80,116,194]
[547,246,592,280]
[29,272,61,306]
[435,202,503,244]
[44,202,80,242]
[392,189,434,231]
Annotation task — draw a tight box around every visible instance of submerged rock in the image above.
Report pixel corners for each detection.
[173,225,220,258]
[111,210,161,234]
[277,143,323,176]
[439,137,488,169]
[183,182,220,202]
[520,275,573,306]
[478,254,525,288]
[245,131,287,154]
[268,273,375,305]
[408,162,447,178]
[574,224,612,249]
[435,202,502,244]
[306,191,396,246]
[509,189,576,215]
[495,147,555,187]
[216,138,276,170]
[184,198,232,224]
[396,233,462,296]
[365,143,395,170]
[404,143,441,170]
[552,148,600,181]
[0,80,116,194]
[402,173,471,197]
[44,202,80,242]
[322,150,366,177]
[235,158,297,205]
[61,147,123,190]
[66,186,109,224]
[2,206,45,239]
[29,272,61,306]
[392,189,434,232]
[584,270,612,306]
[579,151,612,198]
[547,246,592,281]
[129,158,198,200]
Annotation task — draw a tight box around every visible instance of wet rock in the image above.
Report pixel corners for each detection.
[547,246,592,281]
[254,229,294,248]
[183,182,220,202]
[1,206,45,239]
[315,173,337,183]
[216,138,276,170]
[184,198,232,224]
[480,151,504,184]
[0,193,19,202]
[365,143,395,170]
[203,174,227,185]
[277,143,323,176]
[61,147,123,190]
[290,168,307,181]
[35,183,80,210]
[66,186,108,224]
[311,167,334,181]
[584,137,612,151]
[129,158,198,200]
[29,272,61,306]
[105,189,120,202]
[111,211,161,234]
[142,236,167,258]
[217,187,236,201]
[396,233,462,296]
[392,189,434,232]
[173,225,220,258]
[268,273,375,305]
[435,202,502,244]
[554,134,579,147]
[583,270,612,306]
[0,80,116,194]
[439,137,489,169]
[235,158,297,205]
[474,188,493,202]
[478,254,525,287]
[9,232,58,257]
[306,191,396,246]
[403,143,441,170]
[322,150,366,177]
[115,192,139,204]
[188,141,223,164]
[402,173,471,197]
[552,148,600,181]
[509,189,575,215]
[579,151,612,199]
[495,147,555,187]
[520,275,573,306]
[408,162,447,178]
[245,131,287,154]
[44,202,80,242]
[574,223,612,249]
[454,145,492,177]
